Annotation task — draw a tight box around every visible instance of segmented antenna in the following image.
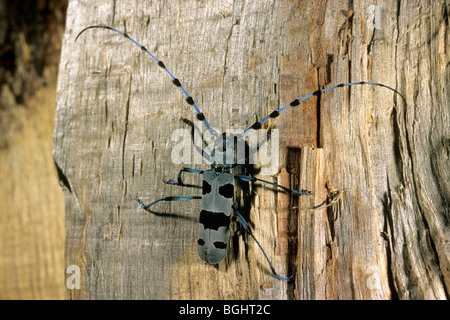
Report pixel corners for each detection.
[241,81,406,136]
[75,25,212,131]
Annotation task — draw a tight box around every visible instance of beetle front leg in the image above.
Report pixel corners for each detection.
[164,167,204,186]
[137,195,201,211]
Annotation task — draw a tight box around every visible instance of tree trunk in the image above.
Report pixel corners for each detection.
[54,0,449,299]
[0,0,67,299]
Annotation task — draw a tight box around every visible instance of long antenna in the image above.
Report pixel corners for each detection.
[241,81,406,136]
[75,25,212,130]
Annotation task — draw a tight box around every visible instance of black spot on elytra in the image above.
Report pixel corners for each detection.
[199,210,230,231]
[213,241,227,249]
[219,183,234,199]
[198,239,205,246]
[202,180,212,195]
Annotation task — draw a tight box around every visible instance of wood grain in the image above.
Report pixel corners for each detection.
[55,0,449,299]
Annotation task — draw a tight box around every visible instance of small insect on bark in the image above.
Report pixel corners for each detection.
[76,25,405,282]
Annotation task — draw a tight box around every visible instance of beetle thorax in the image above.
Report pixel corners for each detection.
[210,133,246,167]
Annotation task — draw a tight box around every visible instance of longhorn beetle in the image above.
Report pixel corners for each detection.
[76,25,404,282]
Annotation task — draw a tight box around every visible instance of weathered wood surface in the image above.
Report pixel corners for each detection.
[54,0,449,299]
